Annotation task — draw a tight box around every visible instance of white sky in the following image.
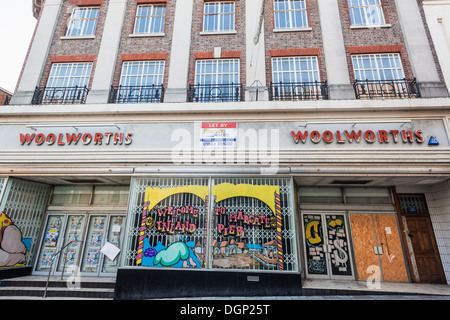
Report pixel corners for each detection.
[0,1,37,93]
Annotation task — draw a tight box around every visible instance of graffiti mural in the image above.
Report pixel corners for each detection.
[211,183,283,271]
[131,178,298,272]
[325,214,352,276]
[303,213,353,278]
[0,212,30,268]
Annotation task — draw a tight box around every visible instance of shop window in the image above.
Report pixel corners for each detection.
[273,0,308,30]
[298,187,344,203]
[124,177,298,272]
[0,178,52,268]
[92,186,130,205]
[344,187,392,204]
[51,186,93,205]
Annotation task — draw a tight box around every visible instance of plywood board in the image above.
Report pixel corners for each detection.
[350,214,379,280]
[373,214,408,282]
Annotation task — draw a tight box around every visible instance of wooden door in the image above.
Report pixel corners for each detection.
[406,216,446,284]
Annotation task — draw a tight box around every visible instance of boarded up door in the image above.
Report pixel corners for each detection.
[350,213,408,282]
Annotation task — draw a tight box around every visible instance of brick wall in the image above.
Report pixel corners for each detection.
[112,0,176,86]
[188,0,247,87]
[39,0,109,87]
[34,0,445,96]
[263,0,326,85]
[0,88,12,105]
[338,0,414,82]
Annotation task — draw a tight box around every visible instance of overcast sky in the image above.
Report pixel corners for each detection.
[0,1,37,93]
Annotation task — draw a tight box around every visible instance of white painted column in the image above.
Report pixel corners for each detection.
[394,0,448,97]
[317,0,355,99]
[245,0,268,101]
[165,0,194,103]
[86,0,127,104]
[10,0,63,105]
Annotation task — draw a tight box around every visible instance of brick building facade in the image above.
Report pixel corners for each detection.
[1,0,450,299]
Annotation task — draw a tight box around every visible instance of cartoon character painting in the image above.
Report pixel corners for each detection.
[0,212,28,268]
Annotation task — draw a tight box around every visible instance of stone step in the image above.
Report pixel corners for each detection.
[0,276,116,300]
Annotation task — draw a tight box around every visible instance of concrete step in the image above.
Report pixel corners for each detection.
[0,276,116,300]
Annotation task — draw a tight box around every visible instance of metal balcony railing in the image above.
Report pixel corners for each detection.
[354,78,421,99]
[269,81,328,101]
[32,86,89,105]
[188,83,244,102]
[108,84,164,104]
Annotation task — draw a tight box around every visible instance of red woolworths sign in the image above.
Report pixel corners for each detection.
[290,129,425,144]
[19,132,133,146]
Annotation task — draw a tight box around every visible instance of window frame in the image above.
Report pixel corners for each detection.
[133,4,166,36]
[271,56,320,84]
[194,58,240,86]
[119,60,165,87]
[351,53,405,81]
[65,6,100,38]
[202,1,236,34]
[46,62,93,88]
[273,0,309,31]
[347,0,386,27]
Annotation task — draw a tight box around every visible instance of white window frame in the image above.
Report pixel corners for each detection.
[195,59,240,85]
[273,0,309,31]
[133,4,166,36]
[65,7,100,38]
[119,60,165,87]
[352,53,405,81]
[272,56,320,84]
[202,1,236,33]
[348,0,386,27]
[46,62,93,88]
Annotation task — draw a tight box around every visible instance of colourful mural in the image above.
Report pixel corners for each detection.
[135,182,288,271]
[0,212,30,268]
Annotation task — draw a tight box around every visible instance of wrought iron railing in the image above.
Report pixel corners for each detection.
[188,83,244,102]
[354,78,420,99]
[108,84,164,104]
[32,86,89,105]
[269,81,328,101]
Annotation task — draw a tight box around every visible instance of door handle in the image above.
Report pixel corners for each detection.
[373,246,383,255]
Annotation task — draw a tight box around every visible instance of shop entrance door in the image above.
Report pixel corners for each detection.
[404,216,446,284]
[349,213,408,282]
[302,212,354,279]
[34,213,125,276]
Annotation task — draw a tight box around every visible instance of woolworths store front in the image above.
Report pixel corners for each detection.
[0,118,449,299]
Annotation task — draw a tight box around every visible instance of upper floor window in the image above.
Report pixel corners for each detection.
[351,53,420,99]
[272,56,319,83]
[190,59,242,102]
[271,56,327,100]
[47,62,93,88]
[352,53,404,81]
[66,7,100,37]
[203,1,235,33]
[134,4,166,35]
[112,60,165,103]
[274,0,308,30]
[348,0,385,26]
[34,62,92,104]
